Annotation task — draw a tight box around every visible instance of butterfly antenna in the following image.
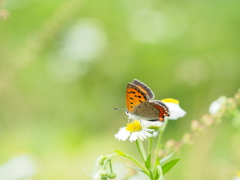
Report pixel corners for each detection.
[114,108,127,111]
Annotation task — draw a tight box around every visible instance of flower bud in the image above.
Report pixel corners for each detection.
[181,133,194,145]
[107,172,117,179]
[165,139,175,149]
[191,120,200,131]
[0,9,9,20]
[234,90,240,103]
[96,155,108,166]
[201,115,214,127]
[158,149,165,158]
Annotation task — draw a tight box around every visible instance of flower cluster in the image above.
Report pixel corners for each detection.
[91,86,240,180]
[115,98,186,142]
[92,155,117,180]
[157,89,240,160]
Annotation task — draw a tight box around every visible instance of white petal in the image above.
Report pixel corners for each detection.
[122,131,131,141]
[141,120,163,128]
[129,133,138,142]
[115,128,131,141]
[152,131,158,137]
[164,103,186,120]
[137,132,145,141]
[142,129,152,137]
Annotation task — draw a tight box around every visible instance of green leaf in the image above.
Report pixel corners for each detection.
[160,152,174,165]
[114,150,126,156]
[162,157,181,175]
[119,162,145,173]
[145,153,151,169]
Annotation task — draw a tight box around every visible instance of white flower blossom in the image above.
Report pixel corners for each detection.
[161,98,186,120]
[115,120,153,142]
[209,96,227,114]
[141,121,163,137]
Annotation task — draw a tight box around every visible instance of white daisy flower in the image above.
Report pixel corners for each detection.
[209,96,227,115]
[141,121,163,137]
[115,120,153,142]
[161,98,186,120]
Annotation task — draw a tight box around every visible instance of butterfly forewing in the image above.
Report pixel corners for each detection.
[126,83,149,113]
[132,79,155,100]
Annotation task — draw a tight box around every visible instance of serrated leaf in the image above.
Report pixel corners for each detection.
[162,157,181,175]
[145,153,151,169]
[160,152,174,165]
[114,150,126,156]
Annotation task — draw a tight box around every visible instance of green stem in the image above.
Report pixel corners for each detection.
[102,153,118,169]
[153,118,169,177]
[121,153,150,176]
[136,139,146,162]
[162,118,169,132]
[109,159,113,173]
[148,137,153,170]
[111,152,150,175]
[148,137,153,153]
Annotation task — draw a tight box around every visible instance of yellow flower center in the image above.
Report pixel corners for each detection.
[126,120,142,132]
[237,171,240,177]
[161,98,179,104]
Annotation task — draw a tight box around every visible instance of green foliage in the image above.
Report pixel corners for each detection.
[145,153,152,169]
[114,150,126,156]
[162,157,181,175]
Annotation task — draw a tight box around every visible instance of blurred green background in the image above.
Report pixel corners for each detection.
[0,0,240,179]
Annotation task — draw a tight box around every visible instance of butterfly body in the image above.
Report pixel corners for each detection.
[126,79,169,122]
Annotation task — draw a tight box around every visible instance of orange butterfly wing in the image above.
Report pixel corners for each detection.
[132,79,154,100]
[126,83,149,113]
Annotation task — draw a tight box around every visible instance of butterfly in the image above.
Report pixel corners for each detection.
[126,79,170,122]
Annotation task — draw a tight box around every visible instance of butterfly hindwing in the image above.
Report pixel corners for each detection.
[150,101,170,121]
[131,101,169,121]
[126,83,149,113]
